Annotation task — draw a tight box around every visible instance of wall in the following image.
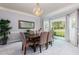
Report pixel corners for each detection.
[0,9,40,43]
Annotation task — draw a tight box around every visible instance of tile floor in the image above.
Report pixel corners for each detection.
[0,39,79,55]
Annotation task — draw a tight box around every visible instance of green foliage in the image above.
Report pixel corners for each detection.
[0,19,11,40]
[52,21,65,37]
[52,21,65,29]
[53,30,64,37]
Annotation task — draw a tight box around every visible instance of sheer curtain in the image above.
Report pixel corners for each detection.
[69,11,78,46]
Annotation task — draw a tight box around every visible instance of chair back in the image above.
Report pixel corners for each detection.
[47,32,54,42]
[20,32,26,42]
[39,32,49,45]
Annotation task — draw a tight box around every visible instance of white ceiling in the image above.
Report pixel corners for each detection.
[0,3,73,16]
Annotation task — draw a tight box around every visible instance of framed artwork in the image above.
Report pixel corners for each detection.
[18,20,35,29]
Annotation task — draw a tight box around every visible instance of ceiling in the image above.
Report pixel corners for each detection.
[0,3,73,16]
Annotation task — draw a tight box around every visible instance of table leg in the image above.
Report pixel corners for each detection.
[24,47,26,55]
[33,44,36,52]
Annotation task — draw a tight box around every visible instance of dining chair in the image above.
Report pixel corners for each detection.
[20,32,26,50]
[20,32,33,55]
[47,32,54,47]
[38,32,49,53]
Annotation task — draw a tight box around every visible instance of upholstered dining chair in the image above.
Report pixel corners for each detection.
[20,32,33,55]
[20,32,25,50]
[47,32,54,47]
[38,32,49,53]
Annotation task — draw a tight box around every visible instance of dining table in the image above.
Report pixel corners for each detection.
[24,33,40,52]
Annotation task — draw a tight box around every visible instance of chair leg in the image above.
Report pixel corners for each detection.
[50,41,52,46]
[33,44,36,52]
[45,43,48,50]
[49,41,52,46]
[24,47,26,55]
[39,45,42,53]
[22,43,23,51]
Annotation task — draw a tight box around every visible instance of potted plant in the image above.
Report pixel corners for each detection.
[0,19,11,45]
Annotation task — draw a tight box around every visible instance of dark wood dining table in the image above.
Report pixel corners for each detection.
[25,33,40,52]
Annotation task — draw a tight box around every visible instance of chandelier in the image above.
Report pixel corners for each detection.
[33,3,43,16]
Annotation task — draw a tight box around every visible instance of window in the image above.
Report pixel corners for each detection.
[50,17,66,37]
[43,20,49,31]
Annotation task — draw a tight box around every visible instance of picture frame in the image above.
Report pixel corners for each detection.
[18,20,35,29]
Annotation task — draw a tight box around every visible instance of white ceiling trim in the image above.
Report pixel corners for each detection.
[0,6,38,18]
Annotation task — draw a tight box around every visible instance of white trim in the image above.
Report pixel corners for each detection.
[0,6,38,18]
